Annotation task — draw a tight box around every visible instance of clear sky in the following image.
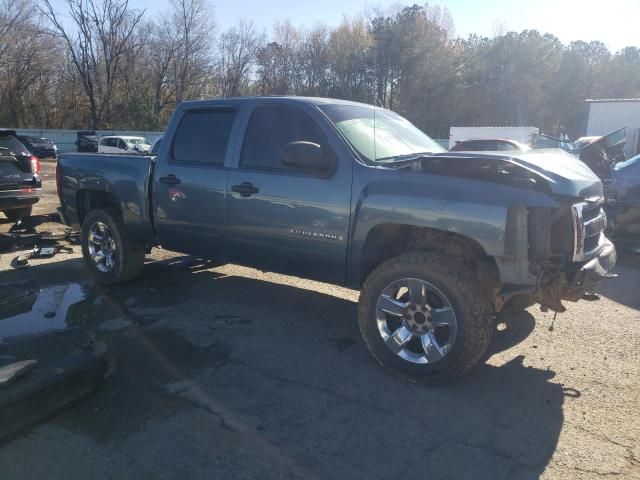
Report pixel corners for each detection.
[49,0,640,52]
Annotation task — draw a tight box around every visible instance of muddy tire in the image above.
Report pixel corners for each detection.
[4,206,32,222]
[81,208,145,284]
[358,252,493,384]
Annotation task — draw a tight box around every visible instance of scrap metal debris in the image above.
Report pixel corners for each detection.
[0,214,77,268]
[11,245,73,269]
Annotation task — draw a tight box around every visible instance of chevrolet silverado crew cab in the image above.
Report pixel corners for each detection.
[56,97,616,383]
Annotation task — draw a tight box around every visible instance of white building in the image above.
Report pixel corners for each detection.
[584,99,640,157]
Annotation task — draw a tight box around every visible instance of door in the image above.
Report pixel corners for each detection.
[153,107,238,257]
[225,104,352,283]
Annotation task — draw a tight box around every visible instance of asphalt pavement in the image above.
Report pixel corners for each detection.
[0,160,638,479]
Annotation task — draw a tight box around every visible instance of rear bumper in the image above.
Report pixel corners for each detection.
[0,189,40,210]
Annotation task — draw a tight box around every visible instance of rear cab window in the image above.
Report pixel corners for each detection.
[172,109,237,165]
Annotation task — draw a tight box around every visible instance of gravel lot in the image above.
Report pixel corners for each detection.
[0,161,638,479]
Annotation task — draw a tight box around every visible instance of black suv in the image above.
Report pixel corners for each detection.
[76,130,99,152]
[0,130,41,221]
[17,135,58,159]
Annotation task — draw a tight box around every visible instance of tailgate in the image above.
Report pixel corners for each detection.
[0,155,34,190]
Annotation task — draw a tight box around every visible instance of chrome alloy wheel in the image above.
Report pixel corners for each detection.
[87,221,116,273]
[375,278,458,364]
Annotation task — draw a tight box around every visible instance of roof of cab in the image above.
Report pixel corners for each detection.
[179,96,375,109]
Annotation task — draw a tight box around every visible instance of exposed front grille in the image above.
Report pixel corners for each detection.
[572,199,606,262]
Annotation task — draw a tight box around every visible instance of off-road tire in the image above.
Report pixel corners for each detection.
[4,206,32,222]
[358,252,493,384]
[81,208,145,284]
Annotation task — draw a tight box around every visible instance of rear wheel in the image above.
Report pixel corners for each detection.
[359,252,493,384]
[4,206,32,222]
[81,208,145,284]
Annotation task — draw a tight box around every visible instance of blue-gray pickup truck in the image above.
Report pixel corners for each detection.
[56,97,616,383]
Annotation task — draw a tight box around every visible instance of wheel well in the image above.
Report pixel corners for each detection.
[360,224,500,294]
[76,190,121,225]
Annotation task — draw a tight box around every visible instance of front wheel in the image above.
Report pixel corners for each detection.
[81,208,145,284]
[358,252,493,384]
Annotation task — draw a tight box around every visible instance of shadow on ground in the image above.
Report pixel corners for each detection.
[596,252,640,310]
[0,255,566,480]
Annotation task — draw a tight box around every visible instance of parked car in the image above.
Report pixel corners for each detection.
[98,135,151,154]
[150,137,162,154]
[530,133,574,153]
[57,97,616,384]
[576,127,626,162]
[0,130,41,221]
[76,130,99,152]
[450,138,531,152]
[17,135,58,159]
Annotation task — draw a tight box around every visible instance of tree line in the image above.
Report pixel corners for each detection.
[1,0,639,138]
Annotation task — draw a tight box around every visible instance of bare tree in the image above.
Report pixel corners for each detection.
[37,0,144,128]
[218,19,264,97]
[170,0,215,103]
[147,17,181,125]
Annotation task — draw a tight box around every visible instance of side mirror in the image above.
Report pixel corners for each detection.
[281,141,332,171]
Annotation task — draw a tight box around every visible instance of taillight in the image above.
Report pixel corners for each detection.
[30,155,40,175]
[55,162,62,198]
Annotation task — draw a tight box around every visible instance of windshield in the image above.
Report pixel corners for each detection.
[319,104,445,162]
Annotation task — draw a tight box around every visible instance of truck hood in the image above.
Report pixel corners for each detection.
[429,149,603,199]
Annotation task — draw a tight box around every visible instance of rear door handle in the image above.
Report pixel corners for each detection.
[231,182,259,197]
[159,175,181,185]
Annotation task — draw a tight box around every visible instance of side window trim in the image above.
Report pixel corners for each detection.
[169,106,237,167]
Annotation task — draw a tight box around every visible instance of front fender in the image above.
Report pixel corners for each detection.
[347,166,558,287]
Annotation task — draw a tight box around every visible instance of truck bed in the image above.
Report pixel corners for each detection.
[57,153,156,245]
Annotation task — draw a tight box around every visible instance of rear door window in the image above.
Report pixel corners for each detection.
[172,109,236,165]
[240,105,327,171]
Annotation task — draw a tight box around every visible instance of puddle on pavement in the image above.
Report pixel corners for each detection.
[0,283,90,343]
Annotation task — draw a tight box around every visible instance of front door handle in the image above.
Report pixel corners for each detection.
[159,175,181,185]
[231,182,259,197]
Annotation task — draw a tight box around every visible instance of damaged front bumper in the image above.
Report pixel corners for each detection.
[538,237,617,311]
[563,237,617,301]
[574,238,616,288]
